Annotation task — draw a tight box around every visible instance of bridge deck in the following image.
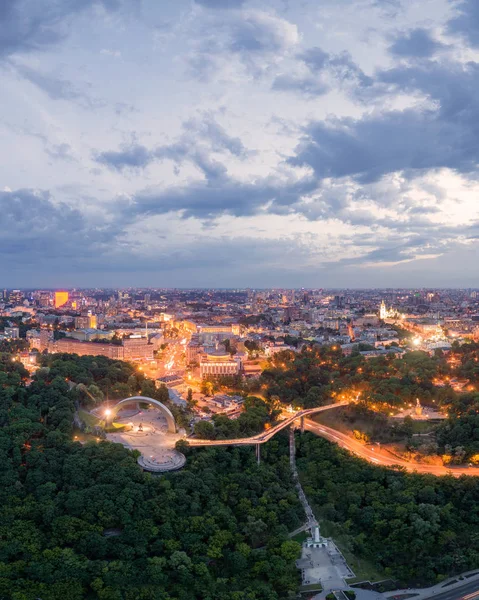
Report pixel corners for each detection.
[187,402,347,447]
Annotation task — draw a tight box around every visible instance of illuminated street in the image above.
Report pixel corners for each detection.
[304,420,479,478]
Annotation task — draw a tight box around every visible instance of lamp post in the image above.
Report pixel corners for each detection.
[105,409,111,428]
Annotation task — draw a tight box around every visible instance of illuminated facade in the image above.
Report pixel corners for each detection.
[379,300,401,320]
[54,291,69,308]
[200,350,241,379]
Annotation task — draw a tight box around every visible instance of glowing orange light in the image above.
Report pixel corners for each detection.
[54,291,69,308]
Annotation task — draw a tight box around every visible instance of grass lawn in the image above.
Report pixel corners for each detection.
[78,409,102,428]
[411,421,437,434]
[292,530,309,543]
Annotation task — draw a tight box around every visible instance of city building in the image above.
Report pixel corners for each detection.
[49,338,124,359]
[200,349,241,378]
[122,336,154,361]
[54,291,69,308]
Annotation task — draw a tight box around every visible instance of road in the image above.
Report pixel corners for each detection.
[187,401,479,476]
[304,419,479,478]
[187,402,349,447]
[424,580,479,600]
[388,578,479,600]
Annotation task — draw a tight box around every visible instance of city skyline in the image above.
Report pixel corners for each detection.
[2,0,479,287]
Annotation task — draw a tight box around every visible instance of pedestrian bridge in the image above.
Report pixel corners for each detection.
[188,401,348,447]
[110,396,177,433]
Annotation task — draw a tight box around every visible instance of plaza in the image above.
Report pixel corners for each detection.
[106,408,186,472]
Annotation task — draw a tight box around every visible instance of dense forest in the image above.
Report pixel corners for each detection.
[0,352,304,599]
[296,434,479,586]
[3,344,479,597]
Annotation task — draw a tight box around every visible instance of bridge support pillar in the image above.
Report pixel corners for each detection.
[255,443,261,466]
[300,416,304,434]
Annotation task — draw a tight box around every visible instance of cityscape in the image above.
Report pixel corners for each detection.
[1,286,479,598]
[2,0,479,599]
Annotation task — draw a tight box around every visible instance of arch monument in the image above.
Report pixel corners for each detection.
[110,396,177,434]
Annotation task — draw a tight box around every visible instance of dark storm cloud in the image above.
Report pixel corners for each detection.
[0,0,127,59]
[389,28,445,58]
[289,59,479,183]
[447,0,479,47]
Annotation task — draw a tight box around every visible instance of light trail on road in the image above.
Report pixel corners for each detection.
[187,401,479,477]
[304,420,479,477]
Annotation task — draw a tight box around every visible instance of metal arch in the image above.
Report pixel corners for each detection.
[111,396,177,433]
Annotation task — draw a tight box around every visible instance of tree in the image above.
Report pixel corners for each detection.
[194,420,216,439]
[201,380,214,397]
[156,384,169,404]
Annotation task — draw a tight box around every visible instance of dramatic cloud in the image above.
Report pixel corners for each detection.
[2,0,479,286]
[95,143,154,171]
[389,28,445,58]
[128,174,317,220]
[447,0,479,47]
[94,114,250,173]
[289,58,479,183]
[272,46,372,97]
[186,9,299,80]
[0,189,120,262]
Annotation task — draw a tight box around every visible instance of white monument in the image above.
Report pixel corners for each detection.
[306,525,328,548]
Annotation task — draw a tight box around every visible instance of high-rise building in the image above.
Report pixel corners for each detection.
[38,293,51,307]
[9,290,23,305]
[54,291,69,308]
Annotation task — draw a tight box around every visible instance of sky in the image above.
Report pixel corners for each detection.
[1,0,479,288]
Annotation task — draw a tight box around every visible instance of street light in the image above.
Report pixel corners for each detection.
[105,409,111,427]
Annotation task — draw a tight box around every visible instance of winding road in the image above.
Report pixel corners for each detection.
[304,419,479,477]
[189,402,479,477]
